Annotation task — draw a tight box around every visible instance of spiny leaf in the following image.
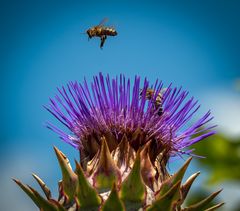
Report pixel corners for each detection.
[156,157,192,198]
[180,172,200,202]
[49,199,66,211]
[13,178,40,208]
[32,173,52,199]
[14,178,63,210]
[120,151,145,209]
[28,186,59,211]
[92,137,121,193]
[75,160,102,208]
[112,134,135,171]
[86,150,100,176]
[204,202,225,211]
[140,140,157,191]
[54,146,78,201]
[102,183,125,211]
[147,181,181,211]
[183,189,222,211]
[104,130,118,152]
[112,134,128,169]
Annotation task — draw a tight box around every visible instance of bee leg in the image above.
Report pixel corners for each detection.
[100,36,105,49]
[100,35,107,49]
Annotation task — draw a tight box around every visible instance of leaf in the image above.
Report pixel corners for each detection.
[156,157,192,198]
[180,172,200,202]
[13,178,59,211]
[120,151,145,209]
[102,183,125,211]
[75,160,102,208]
[28,186,60,211]
[204,202,225,211]
[183,189,222,211]
[32,173,52,199]
[92,137,121,193]
[13,178,40,208]
[54,147,78,201]
[140,140,157,191]
[147,181,181,211]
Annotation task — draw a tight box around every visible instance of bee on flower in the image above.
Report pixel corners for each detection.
[140,88,166,116]
[14,73,223,211]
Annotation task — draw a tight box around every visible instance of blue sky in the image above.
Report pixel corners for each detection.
[1,0,240,210]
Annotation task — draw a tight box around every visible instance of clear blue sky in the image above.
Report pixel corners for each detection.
[1,0,239,210]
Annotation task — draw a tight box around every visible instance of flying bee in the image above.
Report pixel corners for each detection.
[140,88,165,116]
[85,18,117,49]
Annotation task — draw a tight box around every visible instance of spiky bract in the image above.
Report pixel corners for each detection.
[14,141,223,211]
[14,73,222,210]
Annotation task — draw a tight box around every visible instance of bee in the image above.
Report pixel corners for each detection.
[85,18,117,49]
[140,88,165,116]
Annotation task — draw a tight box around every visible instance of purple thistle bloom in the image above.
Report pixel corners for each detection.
[45,73,215,160]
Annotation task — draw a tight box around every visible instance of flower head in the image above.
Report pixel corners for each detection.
[46,73,215,161]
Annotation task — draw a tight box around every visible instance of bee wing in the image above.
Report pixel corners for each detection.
[98,17,109,26]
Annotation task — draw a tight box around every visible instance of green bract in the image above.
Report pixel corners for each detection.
[14,137,223,211]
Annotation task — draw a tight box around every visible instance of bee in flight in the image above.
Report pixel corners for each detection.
[140,88,165,116]
[85,18,117,49]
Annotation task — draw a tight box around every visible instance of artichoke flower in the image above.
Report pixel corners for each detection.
[14,73,224,210]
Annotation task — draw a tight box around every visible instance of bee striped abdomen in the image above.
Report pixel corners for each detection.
[102,28,117,36]
[155,94,163,116]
